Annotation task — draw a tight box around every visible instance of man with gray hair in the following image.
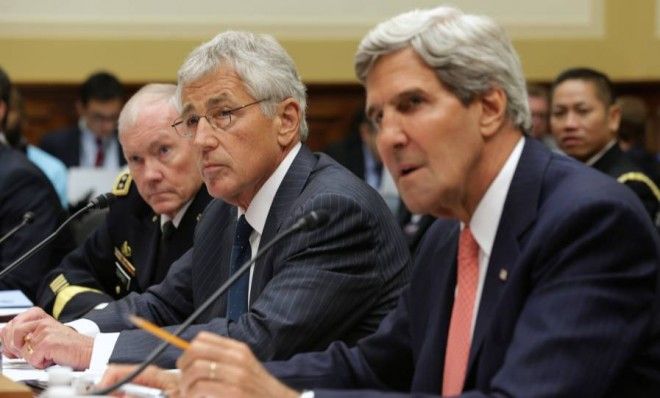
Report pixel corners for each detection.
[140,6,660,397]
[2,31,410,372]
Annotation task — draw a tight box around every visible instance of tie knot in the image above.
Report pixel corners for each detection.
[459,227,479,259]
[161,220,175,241]
[235,215,253,243]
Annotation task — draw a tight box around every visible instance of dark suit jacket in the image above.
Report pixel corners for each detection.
[39,126,126,168]
[0,145,75,301]
[268,139,660,397]
[324,131,366,181]
[84,146,412,367]
[36,181,212,321]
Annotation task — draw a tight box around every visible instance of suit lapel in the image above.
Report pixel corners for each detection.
[248,146,317,303]
[466,138,549,374]
[415,221,460,392]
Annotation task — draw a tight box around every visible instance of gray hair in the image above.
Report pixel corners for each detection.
[118,83,178,135]
[355,6,530,131]
[176,31,309,141]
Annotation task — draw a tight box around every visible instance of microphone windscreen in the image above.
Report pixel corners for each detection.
[23,211,35,225]
[90,193,117,209]
[301,210,329,230]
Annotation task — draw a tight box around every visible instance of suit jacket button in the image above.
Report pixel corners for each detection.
[116,285,121,294]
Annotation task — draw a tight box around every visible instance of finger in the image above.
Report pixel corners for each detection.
[98,364,139,388]
[177,334,248,371]
[11,319,41,351]
[186,379,227,398]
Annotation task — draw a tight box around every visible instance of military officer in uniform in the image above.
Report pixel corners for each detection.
[550,67,660,227]
[36,84,212,321]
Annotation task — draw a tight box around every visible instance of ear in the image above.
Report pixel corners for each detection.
[607,103,622,134]
[478,86,507,138]
[275,98,301,147]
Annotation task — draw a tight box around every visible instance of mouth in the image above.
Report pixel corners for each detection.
[399,165,419,178]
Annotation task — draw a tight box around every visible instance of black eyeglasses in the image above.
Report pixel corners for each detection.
[171,99,267,138]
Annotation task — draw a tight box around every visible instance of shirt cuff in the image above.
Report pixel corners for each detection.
[89,332,120,371]
[300,391,315,398]
[65,318,100,337]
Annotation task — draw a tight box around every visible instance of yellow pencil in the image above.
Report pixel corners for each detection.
[129,315,190,350]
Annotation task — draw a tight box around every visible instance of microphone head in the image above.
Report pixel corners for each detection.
[300,210,329,230]
[23,211,35,225]
[90,193,117,209]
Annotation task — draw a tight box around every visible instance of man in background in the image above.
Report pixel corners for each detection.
[0,66,74,300]
[40,71,126,169]
[35,84,212,321]
[527,83,560,151]
[5,86,68,208]
[550,67,659,226]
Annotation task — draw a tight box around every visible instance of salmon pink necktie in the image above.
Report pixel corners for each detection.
[442,227,479,396]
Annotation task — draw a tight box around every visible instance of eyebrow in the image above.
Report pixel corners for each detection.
[180,93,231,115]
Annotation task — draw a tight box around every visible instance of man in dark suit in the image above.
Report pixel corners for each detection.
[0,67,74,301]
[35,84,212,322]
[143,6,660,398]
[550,67,659,227]
[1,32,410,371]
[40,71,126,169]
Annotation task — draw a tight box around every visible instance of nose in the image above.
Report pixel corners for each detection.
[377,109,407,150]
[563,111,581,130]
[143,158,164,182]
[193,117,218,151]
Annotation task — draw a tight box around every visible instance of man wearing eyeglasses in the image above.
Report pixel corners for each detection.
[1,31,411,372]
[40,71,126,169]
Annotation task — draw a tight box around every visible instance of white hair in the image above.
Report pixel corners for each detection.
[176,31,309,140]
[355,6,530,131]
[118,83,178,136]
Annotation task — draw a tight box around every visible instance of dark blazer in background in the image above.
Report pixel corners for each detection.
[84,146,412,368]
[39,126,126,168]
[36,175,212,321]
[0,144,75,301]
[267,139,660,397]
[324,130,365,180]
[593,143,659,227]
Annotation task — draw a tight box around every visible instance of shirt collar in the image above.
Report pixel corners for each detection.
[161,198,194,229]
[468,136,525,257]
[238,142,302,235]
[586,139,617,166]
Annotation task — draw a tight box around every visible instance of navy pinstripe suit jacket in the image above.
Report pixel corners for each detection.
[84,145,411,367]
[267,139,660,397]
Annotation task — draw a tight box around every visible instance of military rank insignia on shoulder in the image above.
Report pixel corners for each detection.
[112,169,132,197]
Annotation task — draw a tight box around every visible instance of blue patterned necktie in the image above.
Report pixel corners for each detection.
[227,215,253,322]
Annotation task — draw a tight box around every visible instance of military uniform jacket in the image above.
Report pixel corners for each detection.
[593,144,660,228]
[36,173,212,321]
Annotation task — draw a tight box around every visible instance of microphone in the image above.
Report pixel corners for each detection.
[0,212,35,245]
[93,209,330,395]
[0,193,116,281]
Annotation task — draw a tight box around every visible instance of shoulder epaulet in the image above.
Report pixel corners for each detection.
[617,172,660,200]
[112,168,132,197]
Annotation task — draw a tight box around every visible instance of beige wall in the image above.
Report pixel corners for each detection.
[0,0,658,83]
